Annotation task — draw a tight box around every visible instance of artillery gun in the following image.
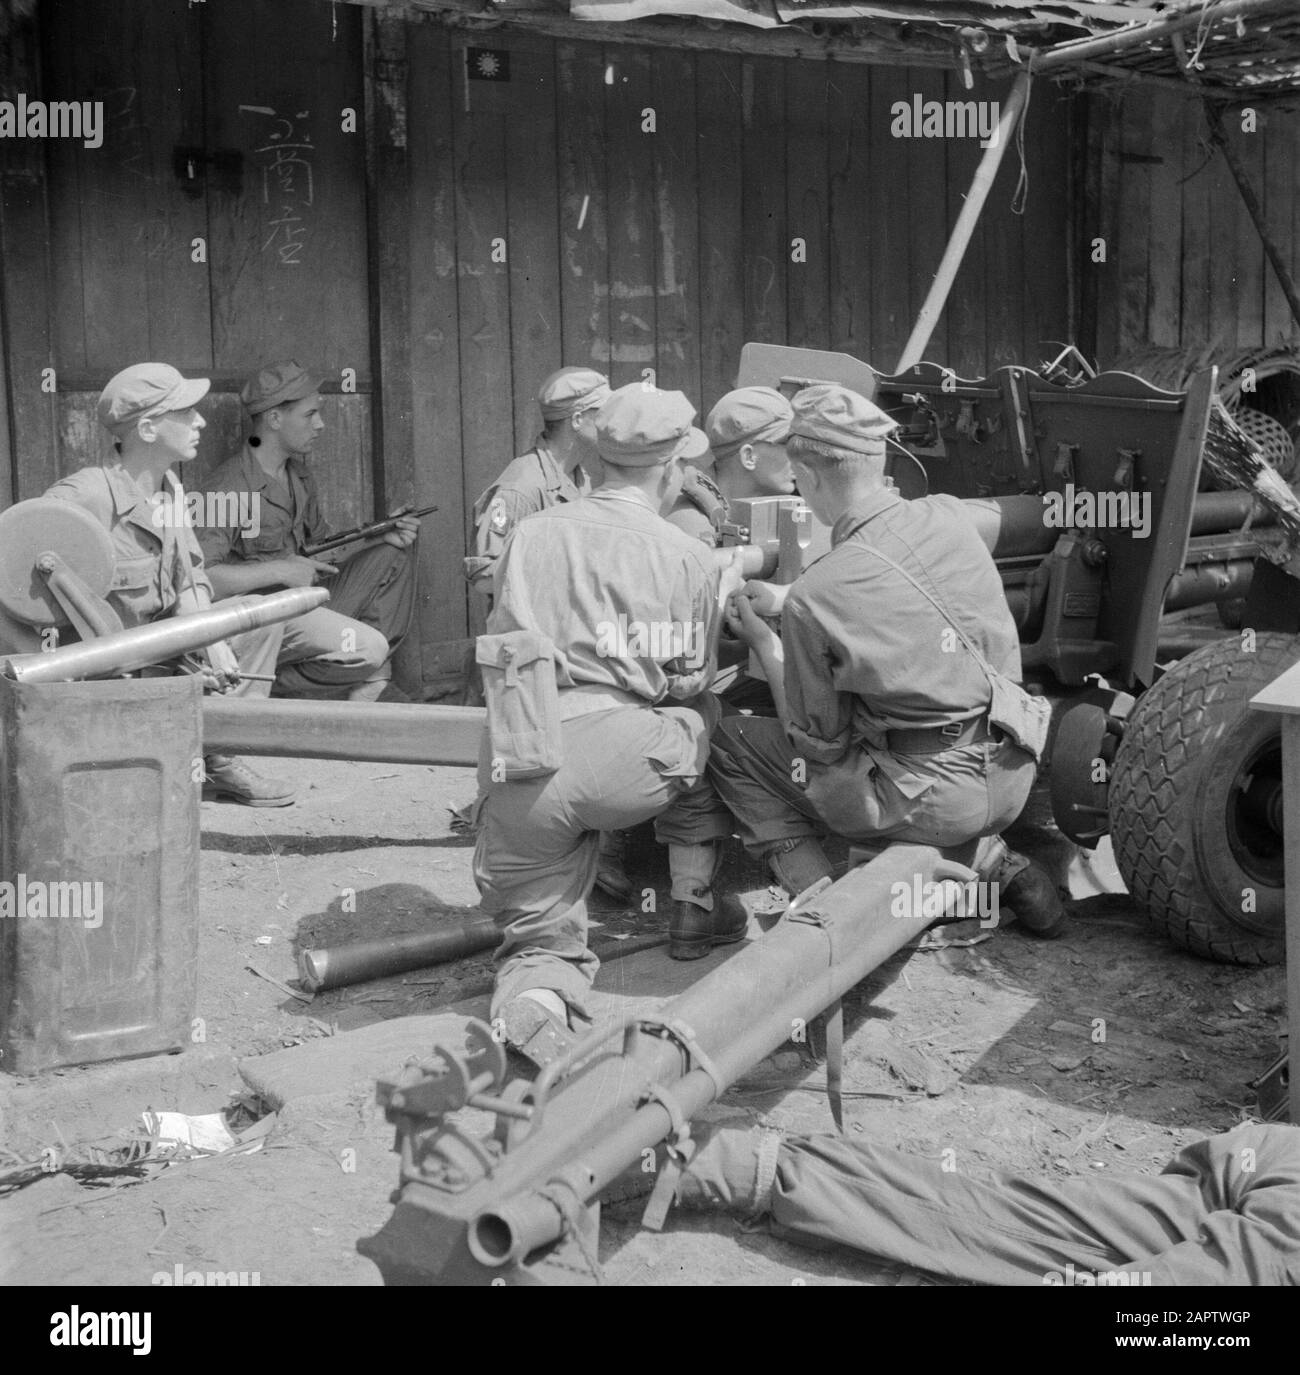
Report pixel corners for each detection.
[737,342,1300,966]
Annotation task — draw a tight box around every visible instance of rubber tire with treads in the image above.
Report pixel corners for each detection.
[1110,632,1300,965]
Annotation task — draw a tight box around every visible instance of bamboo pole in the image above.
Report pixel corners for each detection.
[895,71,1032,373]
[1028,0,1285,75]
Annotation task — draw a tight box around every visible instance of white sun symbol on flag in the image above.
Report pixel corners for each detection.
[476,52,500,78]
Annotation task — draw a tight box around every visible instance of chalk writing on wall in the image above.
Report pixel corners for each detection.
[240,104,315,266]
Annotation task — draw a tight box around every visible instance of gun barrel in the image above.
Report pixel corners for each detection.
[1,588,329,684]
[360,844,976,1283]
[306,504,438,555]
[202,698,484,766]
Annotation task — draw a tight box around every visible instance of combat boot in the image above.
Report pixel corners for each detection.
[594,830,634,903]
[496,988,578,1070]
[764,837,834,899]
[976,835,1068,939]
[668,843,747,960]
[1000,860,1068,938]
[202,755,295,807]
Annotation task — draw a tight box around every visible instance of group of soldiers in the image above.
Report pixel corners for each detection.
[3,359,422,806]
[464,366,1066,1069]
[16,353,1067,1070]
[465,370,1300,1288]
[13,356,1298,1286]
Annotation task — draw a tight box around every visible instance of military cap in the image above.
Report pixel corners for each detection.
[595,384,708,467]
[241,360,325,415]
[537,367,611,422]
[97,363,210,435]
[705,386,793,459]
[789,383,897,454]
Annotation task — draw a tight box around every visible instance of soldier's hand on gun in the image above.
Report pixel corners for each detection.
[739,579,789,618]
[279,554,339,587]
[382,506,421,550]
[201,638,243,694]
[725,588,779,654]
[715,546,750,606]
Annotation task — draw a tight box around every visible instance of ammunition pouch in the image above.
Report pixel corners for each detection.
[986,671,1051,764]
[476,630,563,778]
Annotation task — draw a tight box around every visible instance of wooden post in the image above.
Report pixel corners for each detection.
[895,71,1031,372]
[1204,101,1300,334]
[364,9,432,696]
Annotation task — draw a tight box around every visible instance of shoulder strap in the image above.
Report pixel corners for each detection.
[850,533,1001,688]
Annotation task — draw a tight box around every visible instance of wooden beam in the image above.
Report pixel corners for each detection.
[895,71,1032,373]
[364,8,428,693]
[410,3,957,68]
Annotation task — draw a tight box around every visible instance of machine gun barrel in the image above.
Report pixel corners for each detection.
[1,588,328,684]
[304,504,438,556]
[358,844,976,1284]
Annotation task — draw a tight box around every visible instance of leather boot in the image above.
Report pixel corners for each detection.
[1000,859,1069,938]
[667,843,746,960]
[594,830,634,903]
[765,837,834,898]
[976,835,1068,938]
[496,989,578,1070]
[669,890,749,961]
[202,755,295,807]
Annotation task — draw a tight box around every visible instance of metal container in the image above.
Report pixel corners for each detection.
[0,674,202,1073]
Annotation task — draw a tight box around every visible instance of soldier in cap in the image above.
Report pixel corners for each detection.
[659,387,800,715]
[473,383,746,1068]
[709,383,1066,935]
[662,385,797,545]
[659,426,729,546]
[463,366,610,598]
[462,366,639,900]
[37,363,295,806]
[704,386,797,504]
[196,362,420,704]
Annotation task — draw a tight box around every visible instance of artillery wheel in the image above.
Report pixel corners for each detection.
[1109,632,1300,965]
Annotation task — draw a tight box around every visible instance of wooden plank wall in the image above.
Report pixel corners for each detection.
[403,26,1074,642]
[6,1,1078,666]
[1084,86,1300,365]
[27,0,371,529]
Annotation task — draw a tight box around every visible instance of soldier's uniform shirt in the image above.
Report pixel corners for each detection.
[475,487,732,1016]
[782,486,1021,765]
[194,442,331,566]
[491,487,719,702]
[463,439,592,592]
[195,442,413,693]
[39,463,280,698]
[710,486,1034,851]
[44,463,213,627]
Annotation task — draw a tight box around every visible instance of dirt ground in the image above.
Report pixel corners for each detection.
[0,749,1287,1287]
